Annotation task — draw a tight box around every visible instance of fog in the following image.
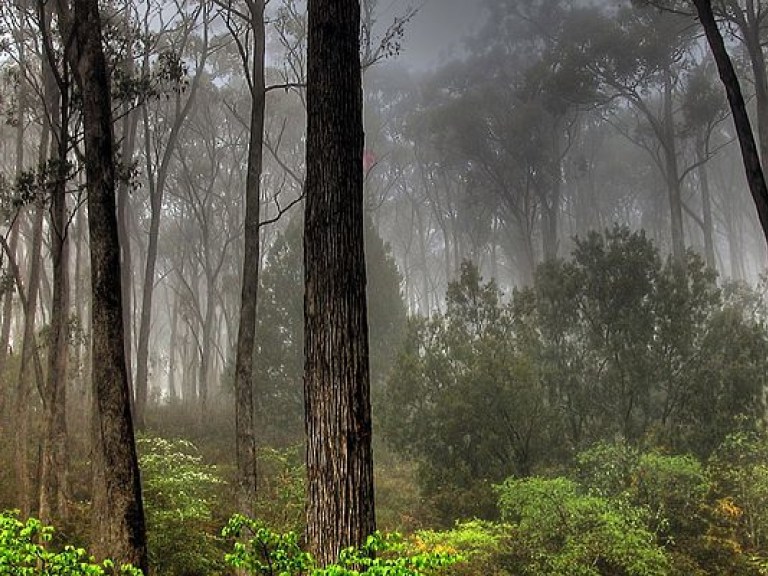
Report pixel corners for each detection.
[2,0,768,573]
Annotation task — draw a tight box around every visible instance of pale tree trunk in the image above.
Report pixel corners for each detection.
[304,0,375,565]
[663,64,686,265]
[167,291,179,402]
[694,0,768,246]
[0,13,27,376]
[541,126,563,261]
[117,5,139,397]
[696,136,717,270]
[58,0,148,569]
[118,110,138,397]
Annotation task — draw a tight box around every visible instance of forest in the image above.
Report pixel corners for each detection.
[2,0,768,574]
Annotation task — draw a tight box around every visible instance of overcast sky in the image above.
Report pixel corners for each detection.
[378,0,486,70]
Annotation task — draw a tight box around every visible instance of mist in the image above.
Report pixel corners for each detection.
[2,0,768,574]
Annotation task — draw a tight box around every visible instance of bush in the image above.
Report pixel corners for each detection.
[222,514,459,576]
[0,510,141,575]
[495,476,670,576]
[137,436,226,575]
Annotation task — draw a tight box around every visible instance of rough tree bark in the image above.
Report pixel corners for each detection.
[304,0,376,565]
[57,0,148,569]
[693,0,768,245]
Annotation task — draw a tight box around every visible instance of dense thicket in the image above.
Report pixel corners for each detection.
[382,228,768,522]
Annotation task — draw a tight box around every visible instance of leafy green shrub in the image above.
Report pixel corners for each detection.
[495,476,670,575]
[0,510,140,575]
[137,436,226,575]
[222,514,459,576]
[251,446,306,533]
[413,520,510,576]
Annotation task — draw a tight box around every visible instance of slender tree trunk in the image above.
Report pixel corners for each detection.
[304,0,375,565]
[696,137,717,269]
[118,108,138,399]
[663,64,686,264]
[167,291,179,402]
[0,17,27,375]
[39,14,71,524]
[59,0,148,569]
[694,0,768,246]
[14,201,44,518]
[742,16,768,166]
[541,129,562,261]
[234,0,266,517]
[14,99,52,516]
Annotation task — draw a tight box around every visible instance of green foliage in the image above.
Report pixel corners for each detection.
[495,476,670,576]
[413,521,510,576]
[381,262,548,522]
[137,436,226,575]
[381,228,768,522]
[709,431,768,553]
[222,515,458,576]
[251,446,306,533]
[0,510,141,575]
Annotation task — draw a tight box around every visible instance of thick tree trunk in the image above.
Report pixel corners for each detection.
[694,0,768,246]
[304,0,376,565]
[59,0,148,569]
[234,0,266,516]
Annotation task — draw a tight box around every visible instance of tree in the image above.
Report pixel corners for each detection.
[304,0,375,564]
[56,0,147,569]
[218,0,268,517]
[252,215,405,446]
[692,0,768,248]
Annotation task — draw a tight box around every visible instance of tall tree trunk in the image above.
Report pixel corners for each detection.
[696,136,717,270]
[541,128,562,261]
[663,64,686,265]
[304,0,375,565]
[39,11,71,524]
[14,201,44,518]
[694,0,768,246]
[740,9,768,167]
[59,0,148,569]
[167,291,179,402]
[234,0,266,517]
[0,14,27,375]
[14,100,52,516]
[118,108,138,399]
